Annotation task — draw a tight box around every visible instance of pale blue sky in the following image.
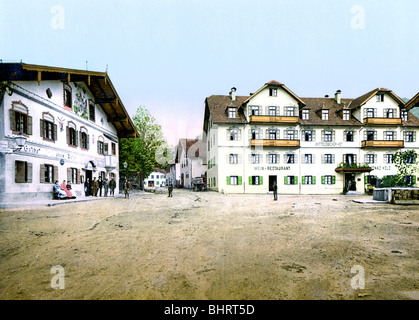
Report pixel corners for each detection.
[1,0,418,145]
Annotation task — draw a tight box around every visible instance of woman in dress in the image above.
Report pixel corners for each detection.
[61,180,75,198]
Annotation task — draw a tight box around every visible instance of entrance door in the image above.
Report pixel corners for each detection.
[269,175,277,192]
[86,170,92,184]
[345,173,356,191]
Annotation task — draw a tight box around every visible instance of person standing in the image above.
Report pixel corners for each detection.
[109,177,116,196]
[168,183,173,197]
[98,177,103,197]
[91,177,98,197]
[103,178,109,197]
[84,178,90,197]
[123,178,130,199]
[273,181,278,201]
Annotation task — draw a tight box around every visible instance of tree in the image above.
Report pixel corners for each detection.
[393,150,418,187]
[119,106,174,189]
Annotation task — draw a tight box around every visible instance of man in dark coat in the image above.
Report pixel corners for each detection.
[168,183,173,197]
[109,177,116,196]
[273,181,278,201]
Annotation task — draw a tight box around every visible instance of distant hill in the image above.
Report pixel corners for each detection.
[410,107,419,118]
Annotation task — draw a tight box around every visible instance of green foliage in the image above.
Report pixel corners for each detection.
[119,106,174,185]
[384,150,418,187]
[337,162,371,169]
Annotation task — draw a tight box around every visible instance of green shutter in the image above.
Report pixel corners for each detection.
[332,176,336,184]
[312,176,316,184]
[226,176,230,185]
[294,176,298,185]
[321,176,325,184]
[365,176,368,184]
[238,176,242,185]
[302,176,306,185]
[249,176,252,185]
[284,176,288,185]
[259,176,263,185]
[413,176,417,185]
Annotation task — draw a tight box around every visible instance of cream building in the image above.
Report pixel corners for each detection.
[0,63,138,204]
[203,82,419,194]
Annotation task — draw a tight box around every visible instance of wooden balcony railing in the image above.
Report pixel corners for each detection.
[249,115,299,124]
[363,117,402,126]
[361,140,404,148]
[250,139,300,148]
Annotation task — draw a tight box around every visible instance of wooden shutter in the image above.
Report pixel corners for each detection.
[238,176,242,185]
[87,135,90,150]
[294,176,298,185]
[77,169,80,184]
[9,109,16,130]
[226,176,230,185]
[40,119,44,137]
[302,176,306,185]
[284,176,288,185]
[321,176,325,184]
[40,164,45,183]
[54,166,59,183]
[54,124,58,141]
[259,176,263,185]
[28,116,32,135]
[67,168,71,182]
[66,126,69,144]
[27,163,33,183]
[249,176,252,185]
[312,176,316,184]
[332,176,336,184]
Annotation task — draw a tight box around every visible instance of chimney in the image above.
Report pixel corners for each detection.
[230,87,237,101]
[335,90,341,104]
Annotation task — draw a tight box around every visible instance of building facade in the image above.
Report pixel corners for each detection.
[0,63,138,204]
[144,169,167,188]
[203,82,419,194]
[175,138,207,188]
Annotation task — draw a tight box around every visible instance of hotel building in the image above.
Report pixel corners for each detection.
[203,81,419,194]
[0,63,138,204]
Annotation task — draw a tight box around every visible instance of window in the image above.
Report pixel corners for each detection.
[302,176,315,185]
[385,131,395,141]
[405,154,416,164]
[404,131,415,142]
[345,131,354,142]
[302,109,309,120]
[366,130,375,141]
[343,110,350,120]
[89,100,95,122]
[285,107,296,117]
[269,88,277,97]
[269,129,278,140]
[250,176,262,185]
[104,143,109,155]
[251,106,260,116]
[322,110,329,120]
[228,107,236,118]
[67,122,78,147]
[41,113,57,141]
[228,176,240,185]
[376,94,384,102]
[44,165,54,183]
[324,154,333,164]
[285,176,297,185]
[251,129,260,140]
[63,84,72,110]
[324,130,333,142]
[385,109,395,118]
[229,128,239,141]
[81,132,88,149]
[15,161,32,183]
[322,175,335,185]
[112,142,116,155]
[366,108,375,118]
[385,154,394,164]
[304,154,313,164]
[97,141,104,154]
[269,154,278,164]
[10,102,32,135]
[251,154,260,164]
[401,110,408,121]
[366,154,375,164]
[269,106,277,116]
[286,154,295,164]
[69,168,78,184]
[229,154,238,164]
[286,130,296,140]
[344,154,356,165]
[304,130,313,142]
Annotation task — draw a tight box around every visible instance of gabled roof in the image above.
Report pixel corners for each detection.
[0,63,139,138]
[242,81,306,107]
[175,138,206,163]
[349,87,405,110]
[405,92,419,111]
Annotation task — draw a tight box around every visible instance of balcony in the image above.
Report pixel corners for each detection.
[335,163,373,173]
[105,154,117,170]
[249,115,299,125]
[250,139,300,148]
[363,117,402,126]
[361,140,404,149]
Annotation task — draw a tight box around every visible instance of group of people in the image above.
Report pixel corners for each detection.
[53,180,76,200]
[84,177,117,197]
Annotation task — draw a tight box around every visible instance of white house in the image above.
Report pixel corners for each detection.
[0,63,138,204]
[144,168,167,188]
[203,82,419,194]
[175,138,207,188]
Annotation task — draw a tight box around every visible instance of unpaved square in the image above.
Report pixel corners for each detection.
[0,190,418,299]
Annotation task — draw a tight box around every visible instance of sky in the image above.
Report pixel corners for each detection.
[1,0,418,146]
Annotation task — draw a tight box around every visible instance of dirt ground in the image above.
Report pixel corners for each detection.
[0,189,418,300]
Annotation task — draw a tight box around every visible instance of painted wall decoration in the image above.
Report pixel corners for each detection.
[73,84,89,120]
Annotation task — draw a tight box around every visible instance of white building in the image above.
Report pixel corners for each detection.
[0,63,138,204]
[167,161,180,187]
[144,168,167,187]
[175,138,207,188]
[203,82,419,194]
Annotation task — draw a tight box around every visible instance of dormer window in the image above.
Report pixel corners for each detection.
[63,84,72,111]
[228,107,236,119]
[322,110,329,120]
[376,94,384,102]
[343,110,350,120]
[402,110,408,121]
[301,109,309,120]
[269,88,278,97]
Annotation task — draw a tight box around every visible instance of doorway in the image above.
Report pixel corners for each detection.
[269,175,277,192]
[345,173,356,191]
